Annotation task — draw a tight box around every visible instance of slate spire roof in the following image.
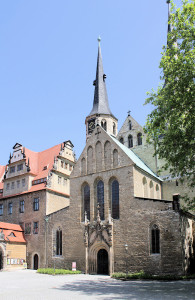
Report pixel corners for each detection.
[88,38,116,118]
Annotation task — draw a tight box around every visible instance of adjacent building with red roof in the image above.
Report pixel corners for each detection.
[0,141,75,270]
[0,222,26,270]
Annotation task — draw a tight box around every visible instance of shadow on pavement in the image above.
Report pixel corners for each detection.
[54,277,195,300]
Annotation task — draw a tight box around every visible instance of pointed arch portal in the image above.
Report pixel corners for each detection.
[97,249,109,275]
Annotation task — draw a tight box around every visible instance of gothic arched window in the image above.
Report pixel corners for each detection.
[83,184,90,221]
[119,137,124,144]
[101,120,107,131]
[111,180,119,219]
[128,135,133,148]
[97,180,104,220]
[56,228,62,256]
[113,123,116,135]
[137,133,142,145]
[129,120,132,130]
[151,224,160,254]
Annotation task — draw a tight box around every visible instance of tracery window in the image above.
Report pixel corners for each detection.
[111,180,119,219]
[128,135,133,148]
[97,180,104,220]
[56,229,62,255]
[151,224,160,254]
[83,184,90,221]
[137,133,142,145]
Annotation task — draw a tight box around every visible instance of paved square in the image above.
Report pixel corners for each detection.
[0,270,195,300]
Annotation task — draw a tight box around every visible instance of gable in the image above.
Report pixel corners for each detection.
[71,125,161,183]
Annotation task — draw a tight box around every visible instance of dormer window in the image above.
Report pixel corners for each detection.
[17,164,23,171]
[10,166,15,173]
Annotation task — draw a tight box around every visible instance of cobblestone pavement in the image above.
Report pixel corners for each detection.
[0,270,195,300]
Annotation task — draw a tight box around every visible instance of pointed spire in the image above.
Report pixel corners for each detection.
[167,0,171,33]
[89,37,114,117]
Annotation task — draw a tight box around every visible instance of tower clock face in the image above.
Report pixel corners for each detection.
[88,118,96,134]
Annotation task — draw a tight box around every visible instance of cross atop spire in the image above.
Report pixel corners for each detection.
[88,38,115,117]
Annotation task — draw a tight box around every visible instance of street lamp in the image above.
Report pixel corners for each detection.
[124,244,128,275]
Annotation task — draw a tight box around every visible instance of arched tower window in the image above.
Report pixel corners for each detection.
[119,137,124,144]
[83,184,90,221]
[97,180,104,220]
[113,123,116,135]
[129,120,132,130]
[151,224,160,254]
[101,120,107,131]
[111,180,119,219]
[128,135,133,148]
[56,228,62,256]
[137,133,142,145]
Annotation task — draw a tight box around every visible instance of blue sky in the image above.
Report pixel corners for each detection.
[0,0,183,165]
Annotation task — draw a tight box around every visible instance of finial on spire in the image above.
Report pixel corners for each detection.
[127,110,131,116]
[97,36,101,45]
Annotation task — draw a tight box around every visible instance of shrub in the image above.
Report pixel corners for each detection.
[37,268,81,275]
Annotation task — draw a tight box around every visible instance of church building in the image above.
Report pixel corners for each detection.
[44,39,194,275]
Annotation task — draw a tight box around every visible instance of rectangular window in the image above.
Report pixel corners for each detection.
[6,183,10,190]
[56,230,62,255]
[33,198,39,211]
[61,161,64,168]
[10,166,15,173]
[58,176,61,184]
[17,180,20,188]
[17,164,23,171]
[65,163,68,169]
[33,222,39,234]
[0,204,3,216]
[19,200,24,213]
[25,223,31,234]
[11,182,15,189]
[8,202,13,214]
[22,178,25,187]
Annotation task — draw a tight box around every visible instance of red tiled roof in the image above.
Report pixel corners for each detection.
[0,165,5,179]
[0,222,26,243]
[0,166,5,190]
[0,143,65,192]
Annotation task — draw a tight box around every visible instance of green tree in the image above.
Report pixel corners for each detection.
[144,0,195,209]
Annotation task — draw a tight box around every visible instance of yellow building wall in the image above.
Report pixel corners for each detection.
[133,167,161,200]
[46,192,70,215]
[6,242,26,269]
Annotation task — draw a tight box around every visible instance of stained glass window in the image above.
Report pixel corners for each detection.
[84,185,90,221]
[97,180,104,220]
[112,180,119,219]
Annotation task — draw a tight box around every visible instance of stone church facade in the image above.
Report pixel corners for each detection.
[44,40,194,275]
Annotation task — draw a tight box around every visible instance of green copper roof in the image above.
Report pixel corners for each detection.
[109,134,163,181]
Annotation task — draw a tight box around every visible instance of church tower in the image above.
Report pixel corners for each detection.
[85,38,118,141]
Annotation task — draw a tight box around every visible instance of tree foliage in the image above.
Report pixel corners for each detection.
[145,0,195,209]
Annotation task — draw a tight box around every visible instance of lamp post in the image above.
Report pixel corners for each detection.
[124,243,128,275]
[53,245,56,273]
